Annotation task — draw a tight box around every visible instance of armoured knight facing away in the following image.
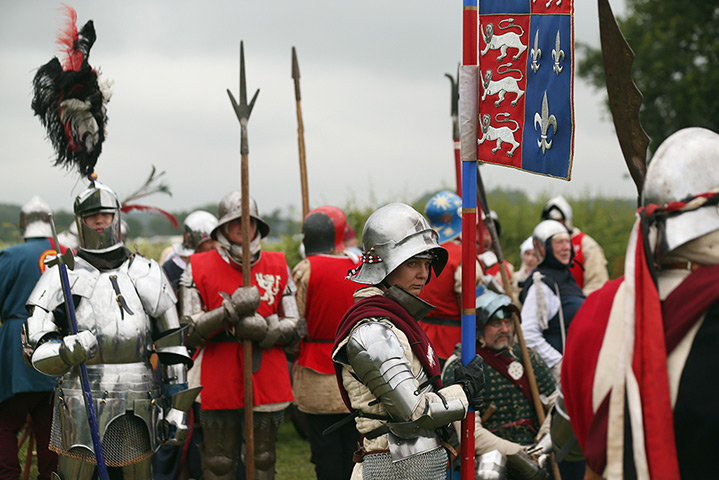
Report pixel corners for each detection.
[23,180,198,479]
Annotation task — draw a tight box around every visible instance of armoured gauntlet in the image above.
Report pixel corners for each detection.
[185,285,260,346]
[235,289,300,349]
[453,354,486,411]
[59,331,99,366]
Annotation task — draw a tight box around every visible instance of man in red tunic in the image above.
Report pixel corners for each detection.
[560,127,719,479]
[291,206,360,480]
[180,192,300,480]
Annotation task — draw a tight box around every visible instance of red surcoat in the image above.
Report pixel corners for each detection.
[569,231,586,288]
[190,249,293,409]
[419,240,462,359]
[298,254,358,374]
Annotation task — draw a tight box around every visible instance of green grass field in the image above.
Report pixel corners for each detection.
[18,416,316,479]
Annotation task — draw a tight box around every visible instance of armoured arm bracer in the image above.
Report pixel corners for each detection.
[275,270,301,346]
[179,263,224,347]
[346,321,466,428]
[25,304,99,376]
[25,304,68,376]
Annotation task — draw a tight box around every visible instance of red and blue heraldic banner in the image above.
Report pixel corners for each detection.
[478,0,574,179]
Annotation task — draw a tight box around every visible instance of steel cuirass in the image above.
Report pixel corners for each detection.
[25,254,191,467]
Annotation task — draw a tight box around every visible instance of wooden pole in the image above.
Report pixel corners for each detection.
[292,47,310,219]
[227,41,260,480]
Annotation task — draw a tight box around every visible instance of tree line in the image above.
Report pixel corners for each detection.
[0,189,640,280]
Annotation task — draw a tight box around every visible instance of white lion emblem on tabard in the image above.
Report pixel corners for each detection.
[255,273,281,306]
[481,19,527,62]
[482,64,525,107]
[478,113,520,157]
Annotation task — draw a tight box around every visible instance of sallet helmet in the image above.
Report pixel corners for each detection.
[302,205,347,256]
[541,195,573,230]
[475,289,519,332]
[425,190,462,244]
[57,222,80,251]
[74,182,123,253]
[642,127,719,258]
[175,210,218,257]
[211,192,270,241]
[349,203,448,285]
[19,196,53,239]
[212,192,269,262]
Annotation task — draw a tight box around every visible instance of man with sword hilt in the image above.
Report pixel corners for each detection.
[180,192,300,480]
[23,179,198,479]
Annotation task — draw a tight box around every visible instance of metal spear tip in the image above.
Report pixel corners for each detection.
[228,40,260,124]
[292,46,300,80]
[291,46,301,101]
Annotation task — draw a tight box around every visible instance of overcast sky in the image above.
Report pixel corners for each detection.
[0,0,630,219]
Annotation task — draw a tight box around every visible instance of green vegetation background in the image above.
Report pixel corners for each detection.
[1,188,637,279]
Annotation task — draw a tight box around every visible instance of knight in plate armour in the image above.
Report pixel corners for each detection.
[23,180,197,479]
[331,203,486,480]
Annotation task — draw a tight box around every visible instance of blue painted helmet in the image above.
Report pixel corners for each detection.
[425,190,462,244]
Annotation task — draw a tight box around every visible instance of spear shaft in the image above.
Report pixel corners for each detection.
[292,47,310,219]
[227,40,260,480]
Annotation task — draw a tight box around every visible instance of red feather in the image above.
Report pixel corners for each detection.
[56,4,83,71]
[121,204,179,229]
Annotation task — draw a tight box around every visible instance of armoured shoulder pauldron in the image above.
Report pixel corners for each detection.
[127,254,177,317]
[26,257,99,312]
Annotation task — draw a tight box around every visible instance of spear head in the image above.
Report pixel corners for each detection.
[227,41,260,154]
[599,0,650,197]
[292,46,301,101]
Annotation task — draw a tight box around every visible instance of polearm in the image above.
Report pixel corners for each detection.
[292,47,310,218]
[227,41,260,480]
[598,0,650,201]
[445,67,462,196]
[46,214,109,480]
[475,166,562,480]
[459,0,478,477]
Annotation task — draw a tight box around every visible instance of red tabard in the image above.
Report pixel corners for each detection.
[419,241,462,359]
[190,249,293,409]
[570,232,585,288]
[298,255,358,374]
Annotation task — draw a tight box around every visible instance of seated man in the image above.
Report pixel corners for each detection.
[444,290,553,480]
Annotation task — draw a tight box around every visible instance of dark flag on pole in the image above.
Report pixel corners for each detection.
[478,1,574,180]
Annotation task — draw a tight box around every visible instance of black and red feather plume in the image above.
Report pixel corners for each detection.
[32,5,109,177]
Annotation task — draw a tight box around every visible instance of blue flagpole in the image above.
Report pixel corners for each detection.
[459,0,479,478]
[48,215,109,480]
